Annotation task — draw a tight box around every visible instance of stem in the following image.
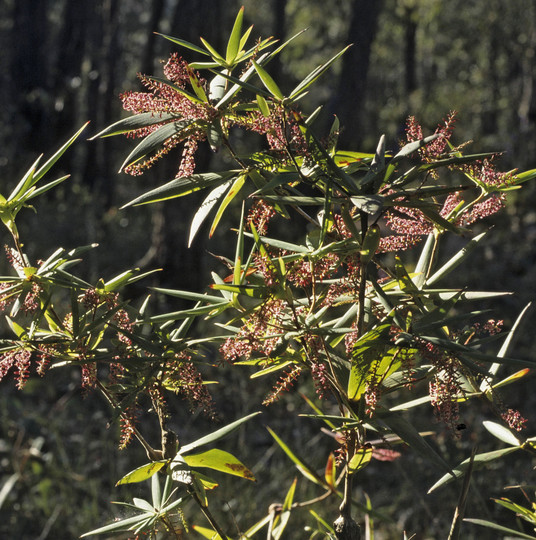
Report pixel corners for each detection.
[189,488,228,539]
[95,379,163,461]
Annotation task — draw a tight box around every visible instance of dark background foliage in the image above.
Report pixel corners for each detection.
[1,1,536,538]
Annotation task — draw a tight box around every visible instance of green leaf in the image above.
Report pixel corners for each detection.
[272,478,297,540]
[122,171,237,207]
[180,411,261,454]
[256,94,271,116]
[463,518,536,539]
[243,514,273,538]
[81,511,155,537]
[289,46,351,100]
[481,302,532,391]
[200,37,226,64]
[90,113,179,139]
[266,427,324,487]
[212,60,273,107]
[116,461,167,486]
[181,449,255,481]
[191,525,230,539]
[482,421,521,446]
[209,173,247,237]
[348,446,373,474]
[426,232,487,285]
[31,123,89,188]
[252,59,284,100]
[348,324,393,401]
[188,180,233,247]
[493,497,536,523]
[156,32,209,56]
[350,195,384,214]
[151,287,228,305]
[8,124,87,203]
[211,283,269,299]
[428,447,518,493]
[225,6,244,63]
[381,411,452,475]
[119,120,193,171]
[512,167,536,186]
[24,175,71,201]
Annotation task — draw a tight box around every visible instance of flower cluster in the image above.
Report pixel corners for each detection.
[120,54,212,178]
[220,298,285,362]
[501,408,527,432]
[163,353,216,418]
[233,104,309,158]
[0,348,31,389]
[119,405,139,450]
[417,339,464,433]
[262,365,302,405]
[246,200,276,236]
[406,111,456,161]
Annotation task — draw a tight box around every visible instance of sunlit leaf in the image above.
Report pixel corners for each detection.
[209,173,247,237]
[90,113,179,139]
[482,421,521,447]
[156,32,209,56]
[119,120,193,172]
[122,171,237,207]
[463,518,536,539]
[180,412,261,454]
[252,59,284,100]
[116,461,167,486]
[225,6,244,63]
[188,180,232,247]
[266,427,324,487]
[348,446,373,474]
[191,525,230,539]
[428,447,518,493]
[289,46,351,99]
[181,449,255,481]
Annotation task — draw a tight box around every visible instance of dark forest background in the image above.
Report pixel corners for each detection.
[1,1,536,538]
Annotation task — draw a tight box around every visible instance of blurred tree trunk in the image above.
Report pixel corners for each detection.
[331,0,383,148]
[403,4,417,96]
[11,0,50,151]
[134,0,233,293]
[270,0,287,90]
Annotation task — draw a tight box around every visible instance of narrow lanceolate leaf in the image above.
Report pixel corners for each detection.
[182,449,255,481]
[179,412,261,454]
[225,6,244,63]
[156,32,209,56]
[289,46,351,99]
[115,461,167,486]
[348,446,373,474]
[151,287,229,305]
[481,302,532,391]
[426,232,487,285]
[80,512,156,537]
[381,411,452,475]
[252,59,284,100]
[482,421,521,447]
[33,123,89,184]
[192,526,232,540]
[463,518,536,539]
[428,447,518,493]
[200,37,226,64]
[209,173,247,237]
[90,112,179,139]
[122,171,237,208]
[188,180,232,247]
[266,427,324,486]
[119,120,193,172]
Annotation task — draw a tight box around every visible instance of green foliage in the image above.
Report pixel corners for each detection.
[1,7,536,539]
